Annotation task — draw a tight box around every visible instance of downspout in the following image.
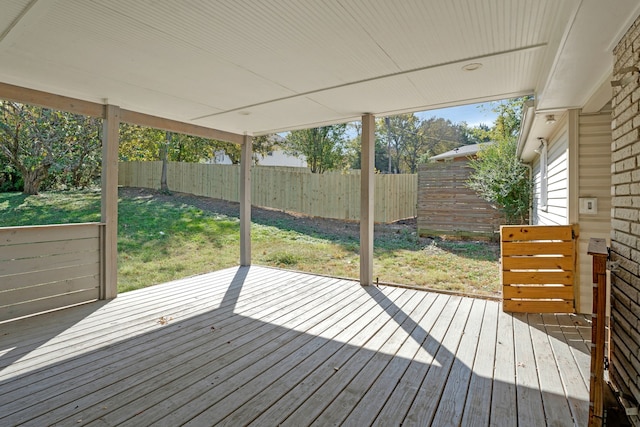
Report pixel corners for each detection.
[516,99,535,159]
[517,99,536,225]
[524,163,533,225]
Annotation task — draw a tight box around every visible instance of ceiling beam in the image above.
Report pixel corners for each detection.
[120,109,244,145]
[0,82,244,144]
[0,81,104,117]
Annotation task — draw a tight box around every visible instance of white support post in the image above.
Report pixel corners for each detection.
[360,113,375,286]
[101,104,120,299]
[240,134,252,266]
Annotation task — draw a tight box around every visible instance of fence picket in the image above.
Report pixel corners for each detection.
[119,162,417,223]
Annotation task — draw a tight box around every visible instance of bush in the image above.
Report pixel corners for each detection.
[467,138,531,224]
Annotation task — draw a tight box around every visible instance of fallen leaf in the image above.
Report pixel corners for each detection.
[157,316,174,325]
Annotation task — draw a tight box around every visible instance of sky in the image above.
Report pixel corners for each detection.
[338,101,501,140]
[415,101,499,128]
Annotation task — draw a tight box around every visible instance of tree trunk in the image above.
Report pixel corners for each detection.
[22,167,49,195]
[160,132,170,192]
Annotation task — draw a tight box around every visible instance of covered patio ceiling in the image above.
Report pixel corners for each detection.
[2,0,639,136]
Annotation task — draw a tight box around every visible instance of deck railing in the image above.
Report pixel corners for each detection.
[501,224,578,313]
[0,223,103,322]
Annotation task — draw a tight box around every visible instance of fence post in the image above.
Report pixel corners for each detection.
[588,237,608,427]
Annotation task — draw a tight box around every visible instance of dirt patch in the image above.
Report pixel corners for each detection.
[118,187,501,296]
[119,187,418,241]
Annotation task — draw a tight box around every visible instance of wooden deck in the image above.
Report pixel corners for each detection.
[0,266,591,426]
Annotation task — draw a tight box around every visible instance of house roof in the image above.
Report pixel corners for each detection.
[430,142,494,161]
[1,1,638,137]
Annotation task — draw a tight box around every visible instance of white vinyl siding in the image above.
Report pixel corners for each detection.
[530,110,612,315]
[532,125,569,225]
[576,110,612,314]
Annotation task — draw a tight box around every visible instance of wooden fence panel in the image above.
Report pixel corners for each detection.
[0,223,102,322]
[417,161,504,239]
[118,162,417,223]
[501,224,578,313]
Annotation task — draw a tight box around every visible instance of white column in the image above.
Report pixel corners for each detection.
[101,104,120,299]
[240,134,252,266]
[360,114,375,285]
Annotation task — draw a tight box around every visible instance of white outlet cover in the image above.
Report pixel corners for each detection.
[579,198,597,214]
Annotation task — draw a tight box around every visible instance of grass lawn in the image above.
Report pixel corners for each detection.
[0,188,501,296]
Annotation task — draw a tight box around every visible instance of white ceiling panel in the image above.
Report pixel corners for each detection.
[1,0,639,136]
[196,96,347,136]
[0,0,31,31]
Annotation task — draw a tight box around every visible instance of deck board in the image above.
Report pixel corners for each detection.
[490,308,517,426]
[528,313,575,426]
[543,313,591,427]
[372,295,462,426]
[402,297,475,426]
[0,265,592,426]
[513,312,547,427]
[461,300,498,426]
[430,299,486,426]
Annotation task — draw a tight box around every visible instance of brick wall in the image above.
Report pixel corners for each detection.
[611,14,640,425]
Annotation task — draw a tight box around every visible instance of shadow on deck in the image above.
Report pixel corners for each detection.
[0,266,590,426]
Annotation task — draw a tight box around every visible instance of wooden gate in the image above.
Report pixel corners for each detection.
[501,224,578,313]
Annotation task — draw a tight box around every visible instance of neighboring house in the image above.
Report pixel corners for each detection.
[429,142,494,162]
[254,148,307,168]
[206,148,306,167]
[207,150,233,165]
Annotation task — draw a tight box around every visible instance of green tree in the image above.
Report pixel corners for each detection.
[45,114,102,190]
[252,134,281,165]
[488,96,532,141]
[119,124,240,164]
[343,121,389,172]
[467,97,532,224]
[417,117,469,165]
[284,125,347,173]
[459,122,492,145]
[380,114,422,173]
[381,114,474,173]
[0,149,21,191]
[0,101,101,194]
[118,124,164,161]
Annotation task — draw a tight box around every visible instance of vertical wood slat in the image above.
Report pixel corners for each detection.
[117,162,417,223]
[588,238,608,427]
[501,225,578,313]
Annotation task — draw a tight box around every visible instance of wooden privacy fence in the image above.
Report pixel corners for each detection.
[119,162,417,223]
[501,224,578,313]
[0,223,102,322]
[417,161,504,239]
